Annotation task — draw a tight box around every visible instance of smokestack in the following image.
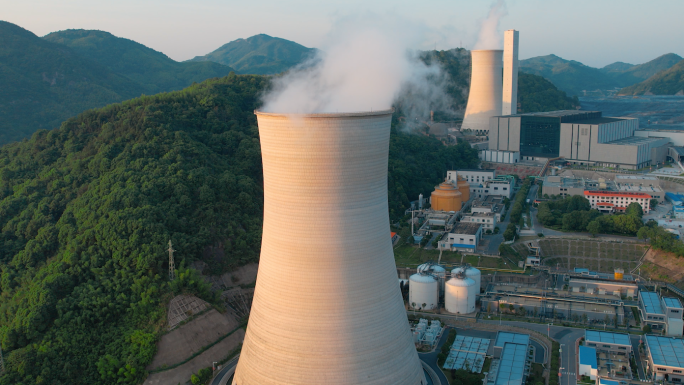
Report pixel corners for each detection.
[461,50,503,134]
[502,30,519,115]
[232,110,426,385]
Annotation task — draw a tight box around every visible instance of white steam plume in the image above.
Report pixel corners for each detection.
[260,13,453,116]
[473,0,508,50]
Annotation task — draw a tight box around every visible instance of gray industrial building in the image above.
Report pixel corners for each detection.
[487,111,670,169]
[542,175,586,197]
[568,279,638,299]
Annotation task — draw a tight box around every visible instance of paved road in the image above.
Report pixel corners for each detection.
[630,334,647,380]
[210,356,239,385]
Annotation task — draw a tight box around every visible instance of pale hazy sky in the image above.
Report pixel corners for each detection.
[2,0,682,68]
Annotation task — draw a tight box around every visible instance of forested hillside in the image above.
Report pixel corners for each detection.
[0,72,480,384]
[520,53,682,96]
[189,34,316,75]
[518,72,580,113]
[44,29,236,94]
[619,59,684,95]
[0,22,235,146]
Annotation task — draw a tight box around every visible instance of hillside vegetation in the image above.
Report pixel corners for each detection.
[517,72,580,113]
[0,22,235,146]
[619,59,684,95]
[189,34,316,75]
[44,29,236,94]
[520,53,682,96]
[0,72,481,384]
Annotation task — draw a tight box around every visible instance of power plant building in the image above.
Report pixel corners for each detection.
[443,223,482,252]
[462,50,503,134]
[488,110,670,169]
[232,110,426,385]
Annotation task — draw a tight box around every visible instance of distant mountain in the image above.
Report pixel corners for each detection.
[600,62,635,73]
[43,29,235,94]
[619,59,684,95]
[520,53,683,96]
[0,21,146,145]
[190,34,316,75]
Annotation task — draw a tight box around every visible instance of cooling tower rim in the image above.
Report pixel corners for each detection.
[255,109,393,118]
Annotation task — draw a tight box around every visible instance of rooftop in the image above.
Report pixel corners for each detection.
[457,169,496,173]
[495,332,530,348]
[579,346,598,369]
[604,136,669,146]
[495,343,528,385]
[646,335,684,368]
[452,222,482,235]
[543,176,585,188]
[618,185,663,194]
[663,297,683,309]
[641,291,665,315]
[584,190,652,198]
[598,379,620,385]
[585,331,631,346]
[615,175,658,181]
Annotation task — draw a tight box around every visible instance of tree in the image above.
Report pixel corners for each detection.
[651,199,659,209]
[643,324,652,333]
[503,223,517,241]
[587,220,602,237]
[625,202,644,219]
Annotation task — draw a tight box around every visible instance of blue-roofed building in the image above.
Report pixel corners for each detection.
[644,334,684,381]
[585,331,632,355]
[579,346,598,380]
[666,192,684,206]
[494,332,530,348]
[597,378,620,385]
[494,343,528,385]
[638,291,684,336]
[675,206,684,220]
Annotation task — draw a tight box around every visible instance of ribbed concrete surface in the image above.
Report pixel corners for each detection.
[462,50,503,133]
[232,111,425,385]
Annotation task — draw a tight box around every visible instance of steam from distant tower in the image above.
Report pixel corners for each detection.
[502,29,519,115]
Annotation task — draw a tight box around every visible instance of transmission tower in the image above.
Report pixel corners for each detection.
[168,240,176,281]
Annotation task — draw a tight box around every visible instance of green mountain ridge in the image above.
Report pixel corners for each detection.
[43,29,236,94]
[0,22,237,146]
[520,53,683,96]
[619,59,684,95]
[189,34,316,75]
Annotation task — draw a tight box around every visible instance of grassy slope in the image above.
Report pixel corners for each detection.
[618,59,684,95]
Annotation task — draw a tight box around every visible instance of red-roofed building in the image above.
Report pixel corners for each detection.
[584,190,652,213]
[391,232,398,244]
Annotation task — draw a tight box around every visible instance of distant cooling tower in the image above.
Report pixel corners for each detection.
[503,30,519,115]
[232,110,426,385]
[461,50,503,134]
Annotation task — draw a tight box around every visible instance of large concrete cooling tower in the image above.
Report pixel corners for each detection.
[503,30,519,115]
[461,50,503,134]
[232,110,426,385]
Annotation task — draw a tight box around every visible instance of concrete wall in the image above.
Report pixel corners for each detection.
[233,111,425,385]
[489,116,521,152]
[502,30,519,116]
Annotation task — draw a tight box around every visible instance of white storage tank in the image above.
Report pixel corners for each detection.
[409,274,439,310]
[452,266,481,293]
[445,276,476,314]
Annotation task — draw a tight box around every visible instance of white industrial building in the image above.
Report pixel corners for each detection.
[579,345,598,380]
[447,169,496,184]
[469,176,515,199]
[461,212,497,230]
[442,223,482,252]
[232,110,426,385]
[480,150,520,164]
[488,111,671,169]
[471,196,505,221]
[638,291,684,336]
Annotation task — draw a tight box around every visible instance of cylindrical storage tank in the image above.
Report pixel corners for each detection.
[461,50,503,133]
[430,182,462,212]
[445,276,476,314]
[409,274,439,310]
[614,268,624,280]
[233,111,425,385]
[457,178,470,202]
[452,266,481,293]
